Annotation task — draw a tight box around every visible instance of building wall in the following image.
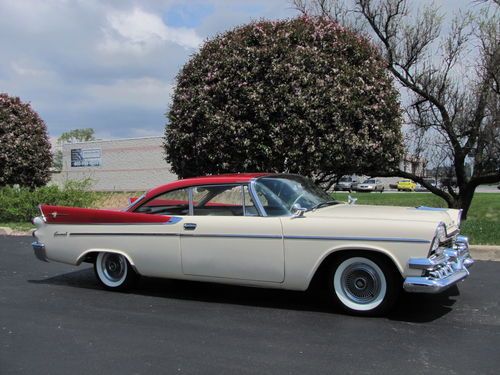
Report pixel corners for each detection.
[51,136,178,191]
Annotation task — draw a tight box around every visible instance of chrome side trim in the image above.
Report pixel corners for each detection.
[415,206,448,211]
[166,217,183,224]
[66,232,428,243]
[181,233,282,239]
[284,235,430,244]
[32,241,48,262]
[69,233,179,237]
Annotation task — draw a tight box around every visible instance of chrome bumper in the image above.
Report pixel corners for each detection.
[32,241,49,262]
[403,235,473,293]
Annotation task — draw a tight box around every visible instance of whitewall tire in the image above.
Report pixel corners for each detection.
[94,252,138,291]
[328,253,399,316]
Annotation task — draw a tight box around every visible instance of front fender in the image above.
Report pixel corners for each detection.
[304,244,405,289]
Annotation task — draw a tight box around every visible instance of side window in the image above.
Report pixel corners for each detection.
[193,185,259,216]
[254,182,290,217]
[135,188,189,215]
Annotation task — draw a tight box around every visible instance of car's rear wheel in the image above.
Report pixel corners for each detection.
[94,252,138,291]
[328,253,400,316]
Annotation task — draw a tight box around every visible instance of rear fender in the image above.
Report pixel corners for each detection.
[76,249,138,273]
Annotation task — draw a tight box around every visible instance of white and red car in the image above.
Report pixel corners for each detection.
[32,173,473,315]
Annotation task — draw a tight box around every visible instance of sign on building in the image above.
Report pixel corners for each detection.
[71,148,102,167]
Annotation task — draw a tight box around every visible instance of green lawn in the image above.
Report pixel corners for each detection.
[332,192,499,245]
[0,222,35,232]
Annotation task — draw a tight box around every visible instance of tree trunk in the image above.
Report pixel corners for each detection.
[457,186,476,221]
[446,186,475,220]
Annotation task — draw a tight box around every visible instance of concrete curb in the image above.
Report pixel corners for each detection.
[469,246,500,261]
[0,227,13,235]
[2,227,500,261]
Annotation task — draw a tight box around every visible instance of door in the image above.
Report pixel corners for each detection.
[180,184,284,283]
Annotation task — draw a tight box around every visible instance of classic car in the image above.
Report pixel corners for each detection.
[32,173,473,316]
[397,179,417,191]
[355,178,385,192]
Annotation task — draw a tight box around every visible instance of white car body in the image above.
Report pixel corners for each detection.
[32,174,473,315]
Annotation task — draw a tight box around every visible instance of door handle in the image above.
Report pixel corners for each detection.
[183,223,197,230]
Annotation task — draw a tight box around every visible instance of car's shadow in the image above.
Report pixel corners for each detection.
[29,268,460,323]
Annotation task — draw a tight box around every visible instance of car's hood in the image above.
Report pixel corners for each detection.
[307,204,461,234]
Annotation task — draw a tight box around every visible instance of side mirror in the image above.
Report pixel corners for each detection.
[291,203,307,218]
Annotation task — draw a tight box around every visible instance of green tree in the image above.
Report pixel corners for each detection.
[53,128,96,171]
[58,128,95,144]
[165,16,403,189]
[0,93,52,188]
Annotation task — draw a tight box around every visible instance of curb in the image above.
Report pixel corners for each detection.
[469,245,500,261]
[0,227,13,235]
[2,227,500,261]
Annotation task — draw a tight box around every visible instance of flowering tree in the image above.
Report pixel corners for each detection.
[294,0,499,219]
[0,93,52,188]
[165,16,403,188]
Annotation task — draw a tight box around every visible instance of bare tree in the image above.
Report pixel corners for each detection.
[294,0,499,219]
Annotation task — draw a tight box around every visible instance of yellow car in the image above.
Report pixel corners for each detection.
[397,179,417,191]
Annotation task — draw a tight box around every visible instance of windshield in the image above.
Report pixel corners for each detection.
[254,175,334,216]
[339,177,351,182]
[363,179,376,184]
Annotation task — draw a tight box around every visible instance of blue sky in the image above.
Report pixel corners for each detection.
[0,0,474,141]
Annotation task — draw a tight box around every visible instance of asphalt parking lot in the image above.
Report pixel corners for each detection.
[1,236,500,375]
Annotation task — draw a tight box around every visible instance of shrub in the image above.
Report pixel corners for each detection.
[0,93,52,188]
[0,180,98,222]
[165,16,403,186]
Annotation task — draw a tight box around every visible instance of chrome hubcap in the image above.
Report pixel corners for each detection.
[102,253,126,282]
[341,263,381,304]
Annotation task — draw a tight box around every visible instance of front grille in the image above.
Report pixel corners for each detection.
[441,236,455,249]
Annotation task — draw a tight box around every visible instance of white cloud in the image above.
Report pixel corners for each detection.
[100,7,202,54]
[81,77,174,110]
[11,62,55,78]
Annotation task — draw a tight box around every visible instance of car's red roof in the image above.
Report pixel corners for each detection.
[142,173,273,201]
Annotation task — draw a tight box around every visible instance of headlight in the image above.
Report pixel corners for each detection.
[430,223,447,255]
[436,223,447,242]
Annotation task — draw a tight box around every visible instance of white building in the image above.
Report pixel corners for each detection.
[51,136,177,191]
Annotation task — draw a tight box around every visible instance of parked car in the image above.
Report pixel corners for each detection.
[356,178,385,192]
[334,176,359,192]
[424,178,438,188]
[32,173,473,316]
[397,179,417,191]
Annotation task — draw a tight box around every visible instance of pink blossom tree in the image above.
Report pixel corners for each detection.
[165,16,403,189]
[0,93,52,188]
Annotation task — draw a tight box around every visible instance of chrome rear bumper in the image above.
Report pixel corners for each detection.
[403,235,473,293]
[32,241,48,262]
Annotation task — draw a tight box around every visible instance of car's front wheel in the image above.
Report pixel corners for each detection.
[328,253,400,316]
[94,252,138,291]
